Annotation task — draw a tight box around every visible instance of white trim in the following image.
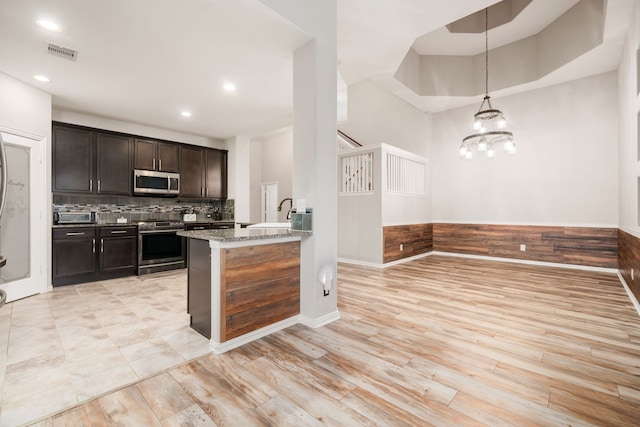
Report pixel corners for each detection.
[338,252,432,269]
[210,315,300,354]
[617,272,640,318]
[431,251,618,274]
[299,310,340,328]
[619,226,640,239]
[431,220,619,228]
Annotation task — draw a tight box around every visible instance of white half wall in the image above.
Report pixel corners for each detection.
[432,72,619,227]
[618,0,640,237]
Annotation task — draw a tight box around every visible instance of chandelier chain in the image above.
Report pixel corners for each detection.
[484,7,489,97]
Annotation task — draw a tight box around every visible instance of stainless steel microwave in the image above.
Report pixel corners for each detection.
[133,169,180,196]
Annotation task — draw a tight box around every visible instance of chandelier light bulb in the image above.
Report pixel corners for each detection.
[498,117,506,128]
[504,139,514,151]
[473,120,482,130]
[478,139,487,151]
[459,144,468,157]
[487,145,495,158]
[465,150,472,160]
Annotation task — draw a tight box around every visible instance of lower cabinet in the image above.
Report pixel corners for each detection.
[52,228,97,285]
[99,227,137,274]
[52,226,137,286]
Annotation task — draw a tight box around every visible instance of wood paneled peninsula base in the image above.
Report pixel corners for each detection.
[178,228,307,354]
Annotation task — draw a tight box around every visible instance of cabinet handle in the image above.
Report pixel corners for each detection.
[110,230,127,234]
[101,238,104,253]
[201,187,204,197]
[90,180,93,192]
[65,232,85,236]
[206,187,209,197]
[159,159,162,170]
[193,227,204,230]
[97,180,101,193]
[153,158,156,170]
[92,239,95,253]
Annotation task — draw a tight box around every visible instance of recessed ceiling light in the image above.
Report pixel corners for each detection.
[33,75,51,83]
[223,83,236,92]
[181,111,192,117]
[37,20,61,32]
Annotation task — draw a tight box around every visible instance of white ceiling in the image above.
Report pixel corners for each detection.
[0,0,634,140]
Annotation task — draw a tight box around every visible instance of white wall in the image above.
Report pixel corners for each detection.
[339,80,431,158]
[0,72,52,286]
[52,109,225,149]
[249,139,263,223]
[432,72,619,227]
[618,0,640,237]
[260,128,293,222]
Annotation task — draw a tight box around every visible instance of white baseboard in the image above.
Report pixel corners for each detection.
[210,315,300,354]
[338,252,432,269]
[617,272,640,318]
[299,310,341,328]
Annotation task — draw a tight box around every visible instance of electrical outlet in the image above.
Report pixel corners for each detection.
[520,244,526,251]
[400,244,404,251]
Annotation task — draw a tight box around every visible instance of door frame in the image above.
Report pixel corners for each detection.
[261,182,278,223]
[0,125,49,302]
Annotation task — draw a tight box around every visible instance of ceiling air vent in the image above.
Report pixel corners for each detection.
[45,41,78,61]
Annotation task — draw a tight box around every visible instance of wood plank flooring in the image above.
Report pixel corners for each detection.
[30,255,640,426]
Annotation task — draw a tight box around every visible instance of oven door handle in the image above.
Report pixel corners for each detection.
[139,229,182,234]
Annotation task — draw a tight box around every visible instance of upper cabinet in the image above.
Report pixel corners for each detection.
[53,122,227,199]
[180,146,228,199]
[206,148,227,199]
[134,138,179,173]
[53,124,132,195]
[52,125,94,194]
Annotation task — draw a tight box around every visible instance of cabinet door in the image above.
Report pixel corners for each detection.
[96,133,132,195]
[52,238,96,280]
[100,237,136,273]
[52,125,94,193]
[205,149,227,199]
[180,146,204,198]
[158,142,179,172]
[134,138,156,171]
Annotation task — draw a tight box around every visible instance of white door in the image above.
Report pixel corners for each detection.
[0,129,46,302]
[262,182,278,223]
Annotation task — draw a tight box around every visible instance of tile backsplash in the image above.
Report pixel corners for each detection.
[53,195,234,224]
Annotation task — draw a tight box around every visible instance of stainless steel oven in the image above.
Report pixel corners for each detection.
[137,220,185,275]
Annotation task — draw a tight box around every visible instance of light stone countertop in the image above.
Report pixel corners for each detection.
[177,228,310,243]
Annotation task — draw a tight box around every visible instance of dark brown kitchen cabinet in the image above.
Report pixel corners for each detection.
[52,125,94,193]
[96,133,132,195]
[134,139,179,172]
[52,228,97,286]
[52,226,137,286]
[180,146,205,197]
[52,123,132,196]
[179,146,228,199]
[99,226,137,274]
[205,148,227,199]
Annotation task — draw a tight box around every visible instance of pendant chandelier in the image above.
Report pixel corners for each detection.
[459,8,514,159]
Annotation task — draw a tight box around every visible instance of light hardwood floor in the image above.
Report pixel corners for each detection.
[30,255,640,426]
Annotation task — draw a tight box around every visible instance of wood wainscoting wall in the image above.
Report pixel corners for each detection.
[619,229,640,302]
[433,224,618,269]
[383,223,433,263]
[221,241,300,341]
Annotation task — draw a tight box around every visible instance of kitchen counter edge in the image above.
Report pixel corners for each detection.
[177,228,310,243]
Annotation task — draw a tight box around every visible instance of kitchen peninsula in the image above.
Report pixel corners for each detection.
[178,227,308,354]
